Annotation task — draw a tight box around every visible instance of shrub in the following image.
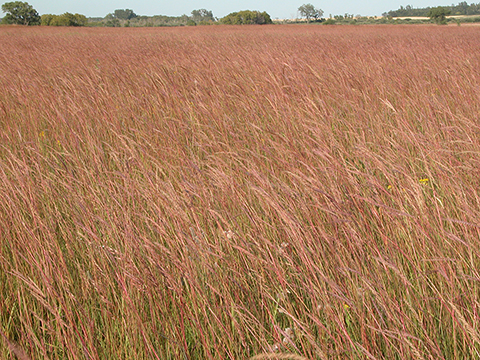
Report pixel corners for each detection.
[220,10,272,25]
[41,13,87,26]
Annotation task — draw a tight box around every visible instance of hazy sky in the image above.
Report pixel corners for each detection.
[28,1,452,19]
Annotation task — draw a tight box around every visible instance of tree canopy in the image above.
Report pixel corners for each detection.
[113,9,136,20]
[1,1,40,25]
[220,10,272,25]
[384,2,480,17]
[298,3,324,22]
[191,9,214,23]
[428,6,451,24]
[41,13,87,26]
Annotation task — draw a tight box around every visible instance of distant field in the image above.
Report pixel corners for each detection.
[1,25,480,359]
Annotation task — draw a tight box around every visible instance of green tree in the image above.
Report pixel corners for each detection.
[40,13,54,25]
[191,9,214,23]
[428,6,451,24]
[63,12,87,26]
[113,9,136,20]
[220,10,272,25]
[298,3,324,22]
[41,13,87,26]
[105,18,120,27]
[1,1,40,25]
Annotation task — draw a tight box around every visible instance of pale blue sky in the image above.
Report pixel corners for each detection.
[26,1,453,19]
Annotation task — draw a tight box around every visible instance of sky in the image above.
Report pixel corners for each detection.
[28,1,454,19]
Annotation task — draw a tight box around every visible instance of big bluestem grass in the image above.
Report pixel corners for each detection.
[1,24,480,359]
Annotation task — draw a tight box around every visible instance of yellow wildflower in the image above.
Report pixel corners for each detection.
[419,178,429,183]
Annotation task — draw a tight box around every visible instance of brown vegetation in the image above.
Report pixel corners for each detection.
[1,24,480,359]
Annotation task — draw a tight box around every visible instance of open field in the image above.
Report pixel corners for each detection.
[1,24,480,359]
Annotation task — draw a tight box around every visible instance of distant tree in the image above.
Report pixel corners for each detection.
[191,9,214,23]
[1,1,40,25]
[456,1,468,14]
[40,14,54,26]
[298,3,324,22]
[428,6,451,24]
[105,18,120,27]
[220,10,272,25]
[113,9,136,20]
[66,13,87,26]
[41,13,87,26]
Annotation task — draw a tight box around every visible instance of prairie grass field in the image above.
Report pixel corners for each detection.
[1,24,480,359]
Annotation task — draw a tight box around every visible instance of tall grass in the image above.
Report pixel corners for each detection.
[1,24,480,359]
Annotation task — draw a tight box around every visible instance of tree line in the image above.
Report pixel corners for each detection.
[384,1,480,17]
[0,1,87,25]
[99,8,217,27]
[3,1,476,27]
[99,9,272,26]
[0,1,274,27]
[0,1,320,27]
